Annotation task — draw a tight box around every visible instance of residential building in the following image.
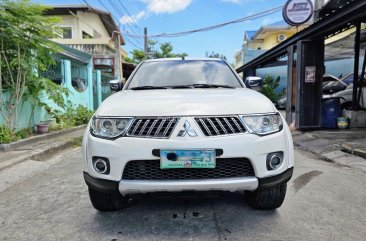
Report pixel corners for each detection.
[235,21,309,67]
[44,5,126,79]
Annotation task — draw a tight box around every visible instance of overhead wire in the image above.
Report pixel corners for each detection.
[124,5,283,38]
[114,0,143,31]
[84,0,143,49]
[108,0,144,46]
[104,0,144,48]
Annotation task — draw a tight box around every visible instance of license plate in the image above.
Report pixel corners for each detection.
[160,149,216,169]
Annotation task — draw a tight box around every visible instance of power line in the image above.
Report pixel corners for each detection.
[105,0,144,47]
[124,36,143,50]
[125,5,283,38]
[114,0,142,31]
[85,0,144,49]
[107,0,144,44]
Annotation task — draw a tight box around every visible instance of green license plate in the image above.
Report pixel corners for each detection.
[160,149,216,169]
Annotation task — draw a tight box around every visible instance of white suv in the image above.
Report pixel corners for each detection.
[82,58,294,211]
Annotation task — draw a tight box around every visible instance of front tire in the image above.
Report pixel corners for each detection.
[245,183,287,210]
[88,188,128,212]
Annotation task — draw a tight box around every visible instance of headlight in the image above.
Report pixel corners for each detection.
[241,114,283,135]
[90,117,133,138]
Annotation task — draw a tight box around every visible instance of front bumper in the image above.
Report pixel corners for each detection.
[84,168,293,195]
[82,115,294,195]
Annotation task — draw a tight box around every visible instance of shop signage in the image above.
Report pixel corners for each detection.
[305,66,316,83]
[283,0,313,26]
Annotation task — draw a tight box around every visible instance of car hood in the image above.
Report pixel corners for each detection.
[96,88,275,116]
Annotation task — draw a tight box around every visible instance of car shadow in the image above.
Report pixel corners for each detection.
[90,191,280,240]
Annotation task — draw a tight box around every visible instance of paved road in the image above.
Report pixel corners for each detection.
[0,148,365,241]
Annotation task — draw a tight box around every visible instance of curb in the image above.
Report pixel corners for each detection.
[341,144,366,159]
[0,125,86,152]
[0,136,82,171]
[293,131,366,173]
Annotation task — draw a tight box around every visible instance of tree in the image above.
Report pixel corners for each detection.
[0,0,66,129]
[124,41,187,64]
[206,51,227,60]
[260,75,282,102]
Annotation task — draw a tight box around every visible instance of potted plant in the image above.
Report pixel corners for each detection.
[36,122,49,134]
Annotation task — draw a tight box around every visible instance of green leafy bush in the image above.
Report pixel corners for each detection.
[15,128,32,139]
[74,105,94,126]
[0,125,15,144]
[260,75,282,102]
[48,104,93,127]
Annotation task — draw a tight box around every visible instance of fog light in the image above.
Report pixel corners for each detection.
[266,152,283,170]
[92,157,110,174]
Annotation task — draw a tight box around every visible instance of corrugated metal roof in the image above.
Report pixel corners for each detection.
[56,43,92,64]
[245,31,256,40]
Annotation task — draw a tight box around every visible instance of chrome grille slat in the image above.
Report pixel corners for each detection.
[127,118,179,138]
[231,117,243,132]
[154,119,166,136]
[130,120,142,135]
[207,119,220,135]
[163,119,175,136]
[195,116,246,136]
[146,119,158,135]
[215,118,227,134]
[199,119,212,135]
[223,118,235,133]
[139,119,150,135]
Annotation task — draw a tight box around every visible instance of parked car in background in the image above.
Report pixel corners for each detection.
[322,75,347,94]
[275,74,340,109]
[323,72,366,109]
[326,84,366,109]
[323,74,341,87]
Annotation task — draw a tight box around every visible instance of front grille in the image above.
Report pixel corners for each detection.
[122,158,255,180]
[127,117,179,138]
[195,116,246,136]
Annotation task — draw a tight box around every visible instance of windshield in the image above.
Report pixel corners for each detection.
[127,60,243,89]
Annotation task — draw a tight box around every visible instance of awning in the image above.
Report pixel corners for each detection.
[236,0,366,73]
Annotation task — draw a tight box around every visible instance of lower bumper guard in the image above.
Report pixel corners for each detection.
[84,167,293,196]
[118,177,258,195]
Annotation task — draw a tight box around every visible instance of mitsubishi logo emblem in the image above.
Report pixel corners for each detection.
[177,120,197,137]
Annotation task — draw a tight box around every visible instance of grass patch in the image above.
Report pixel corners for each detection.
[71,136,83,147]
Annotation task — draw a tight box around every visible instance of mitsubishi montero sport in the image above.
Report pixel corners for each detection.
[82,58,294,211]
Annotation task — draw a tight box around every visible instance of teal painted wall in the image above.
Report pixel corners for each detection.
[0,57,102,131]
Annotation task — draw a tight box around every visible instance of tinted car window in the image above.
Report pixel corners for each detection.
[127,60,242,89]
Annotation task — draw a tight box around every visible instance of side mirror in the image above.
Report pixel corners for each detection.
[109,79,123,92]
[244,76,263,90]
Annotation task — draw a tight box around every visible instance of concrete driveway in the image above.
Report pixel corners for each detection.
[0,148,365,241]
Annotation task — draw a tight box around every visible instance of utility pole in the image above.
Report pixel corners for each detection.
[114,31,122,80]
[314,0,324,20]
[144,27,148,57]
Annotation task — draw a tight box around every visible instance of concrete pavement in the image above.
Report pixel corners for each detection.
[0,126,85,171]
[292,131,366,173]
[0,147,365,241]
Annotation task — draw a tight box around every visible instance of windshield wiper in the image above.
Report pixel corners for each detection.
[190,84,235,89]
[130,86,168,90]
[168,85,194,89]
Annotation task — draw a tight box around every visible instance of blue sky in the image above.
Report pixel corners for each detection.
[40,0,286,63]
